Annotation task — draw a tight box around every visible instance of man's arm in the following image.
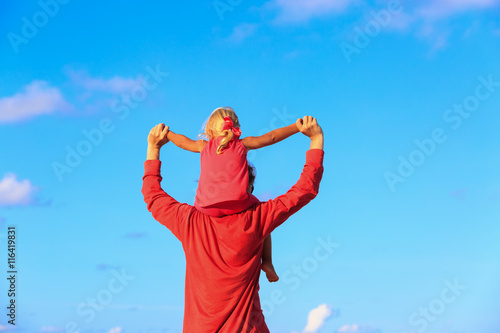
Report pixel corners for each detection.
[142,160,193,241]
[143,123,193,240]
[258,116,324,238]
[241,123,299,151]
[167,130,207,153]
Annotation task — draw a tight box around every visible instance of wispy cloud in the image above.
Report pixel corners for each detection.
[65,68,148,114]
[408,0,500,51]
[66,69,143,94]
[0,324,14,331]
[96,263,120,271]
[0,81,72,123]
[264,0,500,25]
[337,324,381,333]
[0,69,148,123]
[108,327,122,333]
[0,173,38,207]
[489,189,500,201]
[450,188,467,201]
[226,23,260,43]
[40,326,64,332]
[303,304,332,333]
[260,0,499,53]
[462,20,480,38]
[125,231,148,239]
[417,0,500,19]
[265,0,357,24]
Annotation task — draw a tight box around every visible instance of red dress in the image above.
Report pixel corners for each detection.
[142,149,324,332]
[194,136,260,217]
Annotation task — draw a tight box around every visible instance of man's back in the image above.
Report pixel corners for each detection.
[142,116,324,332]
[142,149,323,332]
[182,209,267,332]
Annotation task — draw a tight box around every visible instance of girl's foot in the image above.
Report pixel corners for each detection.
[262,261,279,282]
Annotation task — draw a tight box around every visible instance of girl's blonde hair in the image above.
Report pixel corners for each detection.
[201,107,241,154]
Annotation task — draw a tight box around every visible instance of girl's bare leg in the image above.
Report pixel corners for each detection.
[262,234,279,282]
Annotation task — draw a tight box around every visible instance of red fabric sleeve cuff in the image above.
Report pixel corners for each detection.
[306,149,324,165]
[144,159,162,177]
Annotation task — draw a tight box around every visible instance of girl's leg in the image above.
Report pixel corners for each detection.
[262,234,279,282]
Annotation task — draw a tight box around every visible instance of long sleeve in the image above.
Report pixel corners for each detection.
[141,159,193,241]
[259,149,324,238]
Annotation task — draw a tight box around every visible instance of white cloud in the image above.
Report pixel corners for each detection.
[431,31,450,51]
[406,0,500,51]
[0,324,14,331]
[0,173,37,207]
[417,0,500,19]
[40,326,64,332]
[125,231,148,238]
[67,69,143,94]
[0,69,144,123]
[260,0,499,52]
[339,324,360,332]
[266,0,358,23]
[356,0,499,52]
[108,327,122,333]
[303,304,332,333]
[262,0,499,26]
[0,81,71,123]
[226,23,260,43]
[384,11,415,31]
[337,324,381,333]
[462,20,480,39]
[64,68,147,114]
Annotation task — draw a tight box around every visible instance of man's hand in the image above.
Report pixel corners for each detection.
[147,123,169,160]
[296,116,324,150]
[296,116,322,139]
[148,123,169,148]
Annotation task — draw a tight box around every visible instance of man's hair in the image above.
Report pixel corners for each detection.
[248,163,256,193]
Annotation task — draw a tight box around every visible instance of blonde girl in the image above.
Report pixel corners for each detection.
[166,107,300,282]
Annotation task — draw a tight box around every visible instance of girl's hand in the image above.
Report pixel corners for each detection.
[148,123,170,148]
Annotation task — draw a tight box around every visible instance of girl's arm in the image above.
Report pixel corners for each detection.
[167,130,207,153]
[242,123,299,151]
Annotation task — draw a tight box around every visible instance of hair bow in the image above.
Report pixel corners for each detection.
[222,116,242,137]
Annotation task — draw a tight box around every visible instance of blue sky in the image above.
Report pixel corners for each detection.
[1,0,499,332]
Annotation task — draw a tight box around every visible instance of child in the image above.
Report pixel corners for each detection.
[166,107,299,282]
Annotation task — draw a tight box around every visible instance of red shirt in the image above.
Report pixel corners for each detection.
[142,149,324,333]
[195,136,259,217]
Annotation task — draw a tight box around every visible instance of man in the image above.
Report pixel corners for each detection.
[142,116,324,332]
